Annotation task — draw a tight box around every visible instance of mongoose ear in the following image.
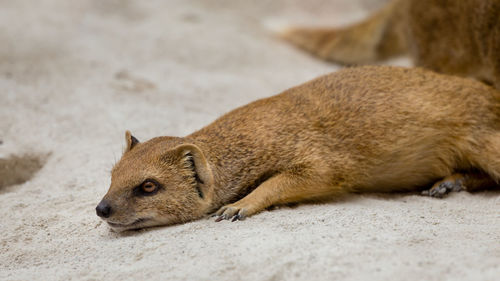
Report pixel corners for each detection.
[124,130,140,153]
[172,144,214,187]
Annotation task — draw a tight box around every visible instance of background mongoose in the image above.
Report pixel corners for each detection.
[96,66,500,231]
[279,0,500,89]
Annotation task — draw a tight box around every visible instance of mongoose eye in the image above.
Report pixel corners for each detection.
[141,181,157,193]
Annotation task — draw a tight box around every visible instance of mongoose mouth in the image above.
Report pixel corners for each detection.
[106,218,149,229]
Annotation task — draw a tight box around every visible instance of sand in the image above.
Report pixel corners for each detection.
[0,0,499,280]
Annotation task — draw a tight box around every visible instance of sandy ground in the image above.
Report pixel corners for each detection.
[0,0,499,280]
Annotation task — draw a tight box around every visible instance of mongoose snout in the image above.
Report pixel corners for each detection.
[95,200,112,218]
[96,66,500,231]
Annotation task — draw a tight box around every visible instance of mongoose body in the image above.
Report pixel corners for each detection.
[280,0,500,89]
[96,66,500,230]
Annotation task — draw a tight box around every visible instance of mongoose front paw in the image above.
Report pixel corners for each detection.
[214,201,259,222]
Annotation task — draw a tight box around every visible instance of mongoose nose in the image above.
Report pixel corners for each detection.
[96,200,112,218]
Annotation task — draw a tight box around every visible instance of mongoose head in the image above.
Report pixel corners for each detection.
[96,131,215,231]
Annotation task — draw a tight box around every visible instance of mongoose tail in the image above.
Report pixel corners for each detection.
[277,0,407,64]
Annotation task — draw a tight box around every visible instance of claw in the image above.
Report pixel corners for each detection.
[438,186,447,194]
[215,215,225,222]
[231,214,240,222]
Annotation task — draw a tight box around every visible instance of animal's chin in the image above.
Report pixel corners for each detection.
[106,218,152,231]
[105,214,183,231]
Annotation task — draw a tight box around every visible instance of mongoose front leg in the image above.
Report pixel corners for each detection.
[421,173,498,198]
[215,172,341,221]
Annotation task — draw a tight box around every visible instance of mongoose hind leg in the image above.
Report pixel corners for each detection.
[421,174,465,198]
[422,173,498,198]
[214,172,342,221]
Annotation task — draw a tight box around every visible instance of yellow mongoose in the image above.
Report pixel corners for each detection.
[96,66,500,231]
[279,0,500,89]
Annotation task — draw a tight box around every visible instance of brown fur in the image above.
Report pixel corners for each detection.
[279,0,500,89]
[97,66,500,230]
